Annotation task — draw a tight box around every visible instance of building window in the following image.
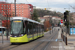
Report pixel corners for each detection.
[1,7,3,9]
[13,8,14,9]
[9,8,10,9]
[19,6,20,7]
[7,8,8,9]
[13,6,14,7]
[22,6,23,7]
[1,12,3,14]
[9,15,11,16]
[2,10,3,11]
[22,11,23,12]
[7,5,8,7]
[30,8,31,10]
[22,13,23,14]
[9,10,11,11]
[1,5,3,6]
[4,5,5,6]
[9,5,10,7]
[29,5,30,8]
[13,10,14,11]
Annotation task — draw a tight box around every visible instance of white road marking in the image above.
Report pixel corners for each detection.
[58,28,64,50]
[59,42,64,50]
[44,31,50,35]
[58,29,61,39]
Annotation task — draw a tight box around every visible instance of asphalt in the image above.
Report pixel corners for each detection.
[0,27,72,50]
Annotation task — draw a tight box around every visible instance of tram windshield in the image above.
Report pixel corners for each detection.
[11,20,23,34]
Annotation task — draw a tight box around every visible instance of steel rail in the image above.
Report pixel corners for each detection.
[31,29,57,50]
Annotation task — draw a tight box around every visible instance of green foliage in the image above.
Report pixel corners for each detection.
[35,9,63,17]
[32,9,39,22]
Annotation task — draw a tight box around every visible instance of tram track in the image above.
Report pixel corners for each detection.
[41,30,58,50]
[0,31,51,50]
[31,29,58,50]
[0,28,58,50]
[0,43,24,50]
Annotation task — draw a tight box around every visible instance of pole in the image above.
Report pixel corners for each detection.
[5,0,8,40]
[2,28,3,44]
[14,0,16,16]
[69,8,70,35]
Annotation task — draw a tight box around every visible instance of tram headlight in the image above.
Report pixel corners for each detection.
[10,35,12,37]
[19,34,23,37]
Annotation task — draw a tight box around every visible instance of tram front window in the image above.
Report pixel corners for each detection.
[11,20,23,34]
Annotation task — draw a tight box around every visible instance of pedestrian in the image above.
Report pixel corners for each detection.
[62,29,63,34]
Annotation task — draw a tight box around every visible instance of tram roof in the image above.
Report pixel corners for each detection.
[10,17,44,25]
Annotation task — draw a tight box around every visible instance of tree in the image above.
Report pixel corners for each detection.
[32,9,40,22]
[44,20,51,31]
[12,11,15,17]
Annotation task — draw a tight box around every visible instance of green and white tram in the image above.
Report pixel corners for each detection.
[10,17,44,43]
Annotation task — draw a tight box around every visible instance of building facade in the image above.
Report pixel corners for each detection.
[0,2,33,28]
[0,2,33,19]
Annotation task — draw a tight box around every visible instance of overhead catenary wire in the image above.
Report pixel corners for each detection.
[26,0,30,4]
[69,4,75,10]
[47,0,50,8]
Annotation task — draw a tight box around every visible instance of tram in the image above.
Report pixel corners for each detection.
[10,17,44,43]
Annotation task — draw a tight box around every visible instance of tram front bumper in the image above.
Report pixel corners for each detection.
[10,35,28,43]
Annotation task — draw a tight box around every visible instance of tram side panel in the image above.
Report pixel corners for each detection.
[26,22,34,41]
[33,23,38,39]
[10,20,44,43]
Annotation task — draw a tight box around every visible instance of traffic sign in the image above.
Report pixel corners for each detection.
[61,20,63,23]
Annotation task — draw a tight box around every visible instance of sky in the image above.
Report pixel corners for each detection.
[1,0,75,13]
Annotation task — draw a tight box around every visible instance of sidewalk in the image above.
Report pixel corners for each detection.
[0,36,10,40]
[0,36,10,44]
[63,32,75,50]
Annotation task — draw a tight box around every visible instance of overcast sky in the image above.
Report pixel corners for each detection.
[1,0,75,13]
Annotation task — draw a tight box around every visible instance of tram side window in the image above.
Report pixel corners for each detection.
[42,25,44,32]
[27,22,33,35]
[40,25,42,33]
[38,25,40,33]
[35,24,38,34]
[23,22,26,34]
[33,23,37,34]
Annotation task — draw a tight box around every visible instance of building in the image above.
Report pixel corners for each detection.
[38,17,51,31]
[27,4,33,15]
[0,2,33,19]
[0,2,33,28]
